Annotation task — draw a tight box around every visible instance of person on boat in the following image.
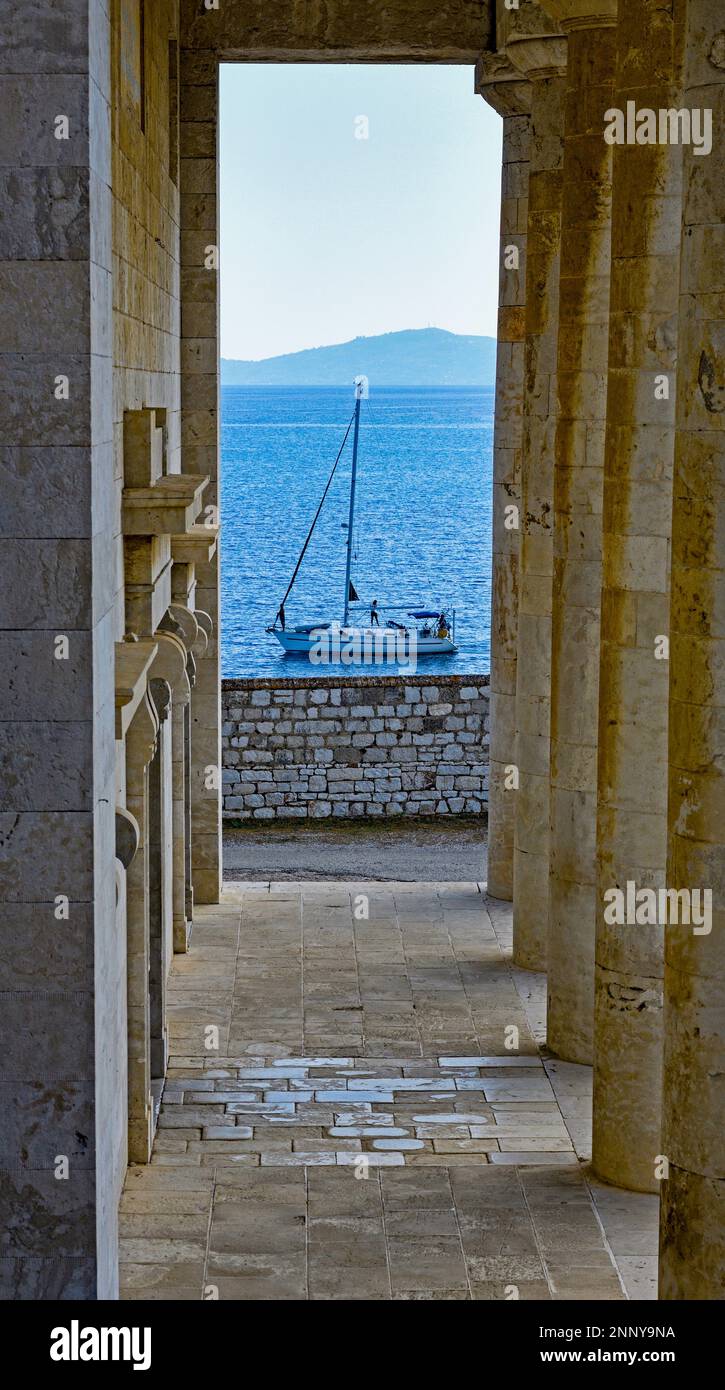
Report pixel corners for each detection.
[436,612,450,640]
[370,599,380,627]
[276,603,286,632]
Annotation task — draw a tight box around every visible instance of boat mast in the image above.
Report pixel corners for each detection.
[343,377,363,625]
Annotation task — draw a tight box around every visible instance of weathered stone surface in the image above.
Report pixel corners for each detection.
[0,811,93,901]
[0,5,89,75]
[547,13,617,1064]
[511,33,566,969]
[0,169,90,260]
[180,0,491,61]
[656,0,725,1299]
[0,721,93,811]
[591,0,683,1195]
[0,1081,94,1167]
[0,1257,96,1300]
[478,61,530,900]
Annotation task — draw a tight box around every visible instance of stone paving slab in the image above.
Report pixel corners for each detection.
[119,884,659,1301]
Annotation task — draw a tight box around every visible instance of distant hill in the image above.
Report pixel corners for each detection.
[221,328,497,387]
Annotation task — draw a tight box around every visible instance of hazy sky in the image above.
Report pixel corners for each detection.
[219,64,502,361]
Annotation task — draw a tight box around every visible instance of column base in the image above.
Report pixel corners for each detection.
[659,1164,725,1299]
[591,964,662,1193]
[174,914,192,953]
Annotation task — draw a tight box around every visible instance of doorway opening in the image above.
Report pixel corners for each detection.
[217,63,500,880]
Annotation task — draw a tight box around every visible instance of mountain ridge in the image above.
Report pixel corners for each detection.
[221,327,497,387]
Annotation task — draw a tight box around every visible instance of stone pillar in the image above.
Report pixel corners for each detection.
[504,13,568,970]
[146,626,187,1044]
[179,44,221,904]
[125,692,159,1165]
[543,0,618,1063]
[591,0,684,1192]
[184,697,194,919]
[659,0,725,1299]
[148,678,172,1083]
[0,1,118,1299]
[161,603,199,943]
[171,673,191,950]
[476,55,531,901]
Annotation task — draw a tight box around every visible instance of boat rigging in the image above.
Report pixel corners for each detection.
[267,378,458,662]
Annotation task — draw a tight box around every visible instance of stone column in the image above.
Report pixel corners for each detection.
[179,43,221,904]
[504,14,568,970]
[184,697,194,919]
[0,1,118,1299]
[542,0,618,1063]
[660,0,725,1299]
[125,691,159,1165]
[171,673,191,950]
[476,55,531,901]
[148,678,172,1083]
[161,603,198,942]
[591,0,684,1192]
[146,626,187,1055]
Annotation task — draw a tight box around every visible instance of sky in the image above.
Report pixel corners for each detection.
[219,64,502,362]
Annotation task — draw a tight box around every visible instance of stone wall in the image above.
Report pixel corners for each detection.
[222,676,489,821]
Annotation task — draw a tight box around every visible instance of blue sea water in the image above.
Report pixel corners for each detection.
[220,385,494,678]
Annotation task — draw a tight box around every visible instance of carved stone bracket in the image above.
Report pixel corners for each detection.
[475,50,532,116]
[498,0,567,79]
[194,609,213,641]
[115,805,140,869]
[126,689,160,773]
[115,638,159,739]
[191,608,212,658]
[162,603,200,655]
[150,630,191,707]
[149,677,173,724]
[171,524,219,566]
[122,474,210,536]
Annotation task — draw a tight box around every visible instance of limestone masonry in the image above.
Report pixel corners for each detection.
[222,675,489,820]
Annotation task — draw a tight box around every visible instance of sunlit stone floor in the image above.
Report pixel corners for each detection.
[119,883,658,1300]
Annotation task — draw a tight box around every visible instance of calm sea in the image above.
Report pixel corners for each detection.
[220,385,494,678]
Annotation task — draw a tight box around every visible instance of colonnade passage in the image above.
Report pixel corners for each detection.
[482,0,724,1300]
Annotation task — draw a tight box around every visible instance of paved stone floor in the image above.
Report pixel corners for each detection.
[120,882,659,1300]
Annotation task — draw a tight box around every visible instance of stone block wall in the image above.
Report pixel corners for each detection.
[222,675,489,821]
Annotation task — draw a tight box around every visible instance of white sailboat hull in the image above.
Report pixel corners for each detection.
[272,625,458,659]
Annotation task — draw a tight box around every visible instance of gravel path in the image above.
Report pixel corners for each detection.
[223,815,487,882]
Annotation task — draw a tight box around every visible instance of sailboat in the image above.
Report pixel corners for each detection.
[268,378,458,663]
